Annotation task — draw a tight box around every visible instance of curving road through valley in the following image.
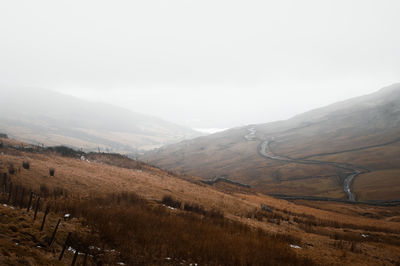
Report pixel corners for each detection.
[259,140,362,201]
[246,128,366,201]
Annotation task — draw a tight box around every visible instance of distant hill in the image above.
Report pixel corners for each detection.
[142,83,400,201]
[0,86,202,153]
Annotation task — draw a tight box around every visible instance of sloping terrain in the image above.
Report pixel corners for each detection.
[0,86,201,153]
[142,84,400,201]
[1,138,400,265]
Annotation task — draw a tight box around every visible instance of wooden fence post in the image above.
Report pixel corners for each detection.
[27,192,33,212]
[59,232,71,261]
[40,205,50,231]
[48,218,61,246]
[71,249,79,266]
[33,196,40,221]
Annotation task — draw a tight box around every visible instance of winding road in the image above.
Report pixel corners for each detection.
[259,140,362,201]
[246,128,366,201]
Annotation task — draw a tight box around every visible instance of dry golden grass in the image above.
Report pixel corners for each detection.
[0,203,94,265]
[310,142,400,170]
[0,147,259,217]
[307,142,400,201]
[1,140,400,265]
[353,170,400,201]
[144,132,347,198]
[143,115,400,202]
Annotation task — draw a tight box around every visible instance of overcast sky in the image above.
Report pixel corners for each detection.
[1,1,399,130]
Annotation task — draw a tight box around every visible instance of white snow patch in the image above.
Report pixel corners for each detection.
[290,244,301,249]
[67,246,85,255]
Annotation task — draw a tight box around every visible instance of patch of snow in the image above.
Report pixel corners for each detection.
[67,246,84,255]
[361,234,369,238]
[290,244,301,249]
[80,156,90,163]
[117,263,126,265]
[64,213,70,218]
[165,257,172,260]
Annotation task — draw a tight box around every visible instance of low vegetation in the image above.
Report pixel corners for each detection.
[1,139,400,265]
[22,161,30,170]
[0,183,312,265]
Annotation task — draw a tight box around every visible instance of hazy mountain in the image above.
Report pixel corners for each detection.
[0,86,202,153]
[142,83,400,201]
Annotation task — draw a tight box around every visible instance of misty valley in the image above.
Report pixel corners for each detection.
[1,1,400,265]
[1,84,400,265]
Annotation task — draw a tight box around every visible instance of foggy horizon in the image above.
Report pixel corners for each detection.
[1,1,400,129]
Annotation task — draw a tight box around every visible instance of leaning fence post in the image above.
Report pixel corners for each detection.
[59,232,71,261]
[27,192,33,212]
[48,218,61,246]
[40,205,50,231]
[71,249,79,266]
[33,196,40,220]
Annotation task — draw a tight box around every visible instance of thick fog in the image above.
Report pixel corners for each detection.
[1,0,399,130]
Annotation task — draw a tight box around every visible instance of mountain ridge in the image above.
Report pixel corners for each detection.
[0,85,202,153]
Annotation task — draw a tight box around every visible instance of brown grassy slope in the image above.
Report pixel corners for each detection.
[142,84,400,201]
[353,170,400,201]
[1,141,400,265]
[144,128,344,198]
[0,203,94,266]
[1,139,399,231]
[305,142,400,201]
[0,138,262,215]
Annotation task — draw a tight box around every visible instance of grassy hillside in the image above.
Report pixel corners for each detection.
[142,84,400,201]
[1,138,400,265]
[0,86,202,153]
